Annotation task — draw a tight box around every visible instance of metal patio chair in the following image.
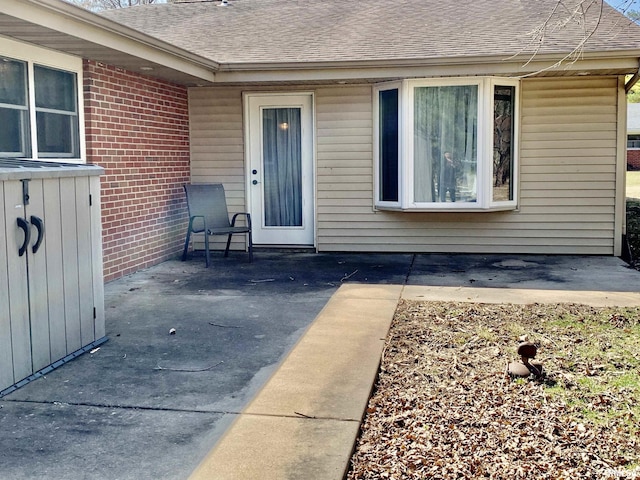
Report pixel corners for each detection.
[182,183,253,267]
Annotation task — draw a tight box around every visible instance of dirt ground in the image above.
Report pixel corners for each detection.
[348,300,640,480]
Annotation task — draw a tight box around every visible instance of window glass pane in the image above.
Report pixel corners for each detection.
[36,111,78,156]
[629,135,640,149]
[493,86,515,202]
[379,89,399,202]
[0,108,30,156]
[262,107,302,227]
[34,65,76,112]
[0,57,27,106]
[0,58,30,157]
[414,85,478,203]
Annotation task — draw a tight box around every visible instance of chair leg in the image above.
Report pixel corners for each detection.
[224,233,232,258]
[204,234,211,268]
[182,229,191,261]
[248,230,253,263]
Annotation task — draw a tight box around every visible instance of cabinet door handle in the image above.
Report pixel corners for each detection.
[16,217,31,257]
[30,215,45,254]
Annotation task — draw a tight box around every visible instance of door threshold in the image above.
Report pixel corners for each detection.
[253,246,317,253]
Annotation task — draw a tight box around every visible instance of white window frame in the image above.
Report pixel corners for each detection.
[374,77,520,212]
[373,80,403,209]
[489,78,520,209]
[0,36,86,163]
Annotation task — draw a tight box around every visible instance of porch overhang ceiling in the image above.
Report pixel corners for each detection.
[0,0,218,86]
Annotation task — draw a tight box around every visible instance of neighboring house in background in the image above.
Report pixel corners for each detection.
[629,103,640,170]
[1,0,640,282]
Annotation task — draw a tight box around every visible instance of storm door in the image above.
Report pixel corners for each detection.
[246,93,314,245]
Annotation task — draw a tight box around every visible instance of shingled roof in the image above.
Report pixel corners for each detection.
[102,0,640,67]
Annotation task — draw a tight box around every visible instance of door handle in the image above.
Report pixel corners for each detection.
[30,215,45,254]
[252,180,260,185]
[16,217,30,257]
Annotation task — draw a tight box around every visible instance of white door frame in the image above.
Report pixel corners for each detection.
[244,92,315,246]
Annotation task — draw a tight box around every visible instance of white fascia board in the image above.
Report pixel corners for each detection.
[217,50,640,72]
[213,54,640,84]
[2,0,217,82]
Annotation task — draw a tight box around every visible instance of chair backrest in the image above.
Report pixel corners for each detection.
[184,184,231,231]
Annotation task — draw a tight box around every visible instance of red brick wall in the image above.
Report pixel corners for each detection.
[83,60,190,282]
[628,149,640,170]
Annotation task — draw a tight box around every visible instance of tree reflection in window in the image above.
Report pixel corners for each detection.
[414,85,478,203]
[493,86,515,202]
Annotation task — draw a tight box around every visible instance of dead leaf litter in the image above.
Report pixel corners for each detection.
[348,301,640,480]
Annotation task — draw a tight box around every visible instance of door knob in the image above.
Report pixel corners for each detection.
[252,180,259,185]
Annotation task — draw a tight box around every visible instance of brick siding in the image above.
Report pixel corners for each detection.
[628,149,640,170]
[83,60,190,282]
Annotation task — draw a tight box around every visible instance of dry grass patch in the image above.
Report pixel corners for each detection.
[348,301,640,480]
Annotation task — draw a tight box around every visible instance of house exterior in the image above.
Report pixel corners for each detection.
[629,103,640,170]
[2,0,640,281]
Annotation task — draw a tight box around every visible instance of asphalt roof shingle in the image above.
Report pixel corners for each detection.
[102,0,640,66]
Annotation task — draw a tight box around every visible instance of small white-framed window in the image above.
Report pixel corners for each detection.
[0,37,84,162]
[34,65,80,158]
[374,77,519,211]
[629,134,640,149]
[374,81,402,208]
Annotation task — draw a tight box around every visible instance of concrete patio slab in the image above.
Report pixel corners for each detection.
[1,253,639,480]
[409,254,640,292]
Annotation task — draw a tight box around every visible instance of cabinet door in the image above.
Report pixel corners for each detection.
[41,178,66,363]
[1,180,32,388]
[59,177,82,353]
[0,181,16,391]
[26,179,53,371]
[74,176,97,348]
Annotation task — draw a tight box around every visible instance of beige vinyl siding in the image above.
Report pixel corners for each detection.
[189,87,247,251]
[188,77,620,255]
[316,86,375,249]
[316,78,619,254]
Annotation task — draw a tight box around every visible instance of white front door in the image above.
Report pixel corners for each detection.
[245,93,314,246]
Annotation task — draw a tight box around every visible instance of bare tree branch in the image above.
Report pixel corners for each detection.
[64,0,171,11]
[508,0,640,77]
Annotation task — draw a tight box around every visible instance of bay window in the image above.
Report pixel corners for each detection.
[0,40,83,161]
[374,77,519,211]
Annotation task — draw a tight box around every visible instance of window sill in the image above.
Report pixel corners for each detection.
[375,204,517,213]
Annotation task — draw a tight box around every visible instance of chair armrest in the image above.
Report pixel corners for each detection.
[230,212,252,229]
[188,215,207,234]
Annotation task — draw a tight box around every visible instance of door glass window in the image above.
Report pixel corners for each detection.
[262,107,302,227]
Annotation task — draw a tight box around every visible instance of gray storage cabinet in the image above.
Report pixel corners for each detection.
[1,160,106,395]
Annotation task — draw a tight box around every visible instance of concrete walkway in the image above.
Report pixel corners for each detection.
[190,284,403,480]
[1,253,639,479]
[190,284,640,480]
